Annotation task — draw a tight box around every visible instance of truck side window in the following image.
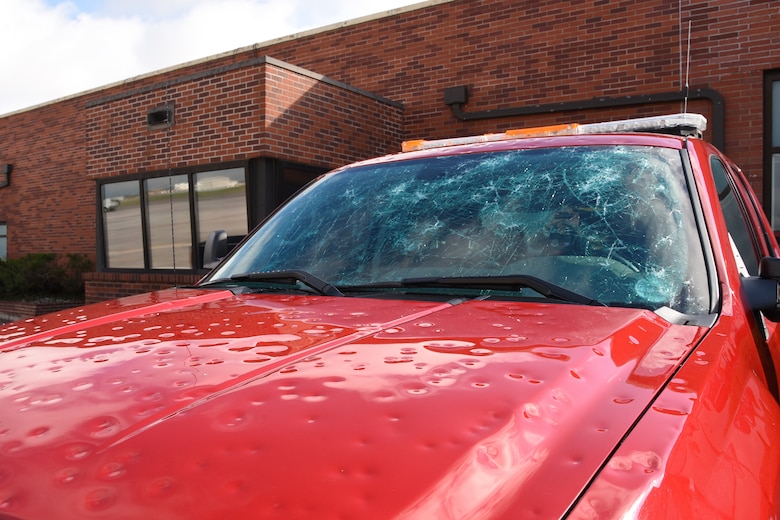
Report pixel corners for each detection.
[711,157,760,275]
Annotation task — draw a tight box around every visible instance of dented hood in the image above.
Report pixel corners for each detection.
[0,289,705,519]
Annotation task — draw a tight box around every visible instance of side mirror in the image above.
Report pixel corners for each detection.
[743,257,780,321]
[203,230,228,269]
[759,256,780,279]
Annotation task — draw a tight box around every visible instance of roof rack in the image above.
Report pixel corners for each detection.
[402,113,707,152]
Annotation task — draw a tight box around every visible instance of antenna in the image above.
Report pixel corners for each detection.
[678,1,692,113]
[164,91,177,278]
[679,0,683,93]
[684,20,692,114]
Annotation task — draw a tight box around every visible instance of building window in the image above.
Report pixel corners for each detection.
[0,223,6,260]
[145,174,193,269]
[194,168,248,248]
[764,70,780,232]
[97,159,323,272]
[102,180,144,268]
[100,166,248,271]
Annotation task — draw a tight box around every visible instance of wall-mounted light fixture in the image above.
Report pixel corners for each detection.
[147,103,175,130]
[0,164,11,189]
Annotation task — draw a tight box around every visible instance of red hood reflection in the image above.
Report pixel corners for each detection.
[0,288,704,519]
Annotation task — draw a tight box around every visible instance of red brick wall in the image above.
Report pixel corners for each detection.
[86,59,403,177]
[86,67,264,178]
[0,299,84,323]
[261,63,403,165]
[0,0,778,301]
[258,0,778,195]
[0,101,95,259]
[83,272,200,303]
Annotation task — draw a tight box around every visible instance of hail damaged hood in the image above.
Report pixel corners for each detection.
[0,288,705,519]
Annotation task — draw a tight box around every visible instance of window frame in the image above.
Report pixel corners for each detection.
[763,69,780,235]
[97,161,250,273]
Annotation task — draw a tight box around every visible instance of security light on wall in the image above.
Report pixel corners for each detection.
[0,164,10,189]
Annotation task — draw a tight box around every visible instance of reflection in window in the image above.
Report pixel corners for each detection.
[145,175,192,269]
[770,76,780,230]
[0,223,6,260]
[102,180,143,268]
[712,158,759,275]
[195,168,248,244]
[774,155,780,228]
[773,80,780,148]
[100,167,251,271]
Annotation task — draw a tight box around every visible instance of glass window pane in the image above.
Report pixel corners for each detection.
[773,154,780,228]
[145,175,193,269]
[773,81,780,147]
[102,181,144,268]
[712,158,759,275]
[195,168,248,243]
[0,224,6,260]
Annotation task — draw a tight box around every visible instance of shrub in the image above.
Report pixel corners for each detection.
[0,253,93,301]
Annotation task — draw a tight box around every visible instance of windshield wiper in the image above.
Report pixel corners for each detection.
[228,269,344,297]
[399,275,604,306]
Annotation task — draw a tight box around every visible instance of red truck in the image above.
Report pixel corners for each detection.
[1,113,779,518]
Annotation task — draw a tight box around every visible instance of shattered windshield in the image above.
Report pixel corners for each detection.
[210,145,710,314]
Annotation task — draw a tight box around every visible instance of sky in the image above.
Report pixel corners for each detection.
[0,0,424,116]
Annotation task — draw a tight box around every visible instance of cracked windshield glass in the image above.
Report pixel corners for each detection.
[213,145,709,313]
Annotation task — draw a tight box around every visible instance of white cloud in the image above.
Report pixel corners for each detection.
[131,0,300,71]
[0,0,422,115]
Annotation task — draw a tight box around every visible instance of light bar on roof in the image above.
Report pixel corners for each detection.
[578,113,707,135]
[401,113,708,152]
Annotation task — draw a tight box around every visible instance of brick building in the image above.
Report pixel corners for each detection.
[0,0,778,303]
